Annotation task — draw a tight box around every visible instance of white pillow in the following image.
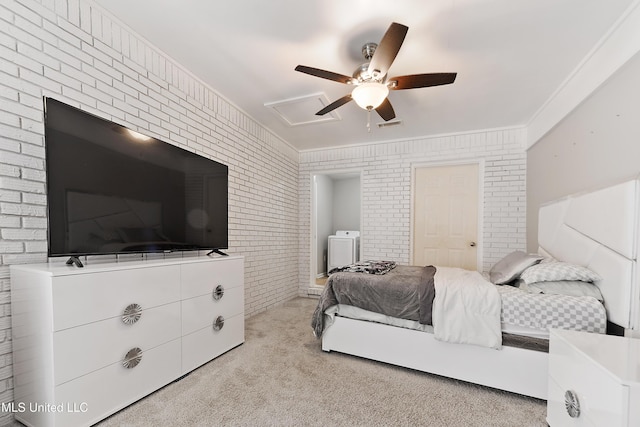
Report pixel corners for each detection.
[489,251,543,285]
[520,261,600,285]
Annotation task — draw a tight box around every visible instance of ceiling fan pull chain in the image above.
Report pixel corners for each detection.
[367,108,371,133]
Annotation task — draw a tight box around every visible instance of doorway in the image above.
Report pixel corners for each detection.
[311,171,362,287]
[411,162,481,270]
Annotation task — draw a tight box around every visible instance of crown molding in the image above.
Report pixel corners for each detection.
[526,0,640,149]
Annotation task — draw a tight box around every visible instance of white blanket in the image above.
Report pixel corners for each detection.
[432,266,502,349]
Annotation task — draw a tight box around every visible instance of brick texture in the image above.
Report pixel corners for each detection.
[298,129,528,295]
[0,0,299,422]
[0,0,530,423]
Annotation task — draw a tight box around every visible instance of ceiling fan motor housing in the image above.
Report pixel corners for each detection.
[353,63,375,82]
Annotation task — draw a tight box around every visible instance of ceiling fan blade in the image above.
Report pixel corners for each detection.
[375,98,395,121]
[316,95,353,115]
[389,73,457,90]
[295,65,355,85]
[367,22,408,79]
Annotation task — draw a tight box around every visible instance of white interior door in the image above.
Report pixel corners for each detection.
[412,163,479,270]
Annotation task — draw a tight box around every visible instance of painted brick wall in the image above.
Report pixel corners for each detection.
[0,0,299,422]
[298,128,528,295]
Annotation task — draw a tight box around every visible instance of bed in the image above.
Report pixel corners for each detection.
[312,177,640,400]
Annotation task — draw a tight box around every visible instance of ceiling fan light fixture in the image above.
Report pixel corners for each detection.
[294,23,456,120]
[352,82,389,110]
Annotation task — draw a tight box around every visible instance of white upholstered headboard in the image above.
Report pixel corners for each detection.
[538,177,640,332]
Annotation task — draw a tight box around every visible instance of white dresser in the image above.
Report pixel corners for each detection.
[10,255,244,427]
[547,329,640,426]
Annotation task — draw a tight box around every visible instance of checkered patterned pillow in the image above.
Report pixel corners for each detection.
[520,261,600,285]
[520,280,604,301]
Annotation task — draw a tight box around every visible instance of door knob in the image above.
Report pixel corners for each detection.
[469,242,476,247]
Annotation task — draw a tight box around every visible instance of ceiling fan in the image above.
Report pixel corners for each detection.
[295,22,457,122]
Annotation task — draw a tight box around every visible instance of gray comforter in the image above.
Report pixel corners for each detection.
[312,265,436,337]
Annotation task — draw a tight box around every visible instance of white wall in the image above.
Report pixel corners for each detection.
[0,0,299,421]
[299,128,528,295]
[527,50,640,251]
[332,177,361,232]
[314,174,333,275]
[3,0,625,422]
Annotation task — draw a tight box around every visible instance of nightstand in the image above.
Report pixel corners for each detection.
[547,329,640,426]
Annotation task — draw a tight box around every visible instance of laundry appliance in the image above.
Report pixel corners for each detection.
[327,231,360,272]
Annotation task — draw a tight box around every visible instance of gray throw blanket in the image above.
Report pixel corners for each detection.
[328,260,397,275]
[311,265,436,337]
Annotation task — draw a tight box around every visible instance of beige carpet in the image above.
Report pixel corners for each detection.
[91,297,547,426]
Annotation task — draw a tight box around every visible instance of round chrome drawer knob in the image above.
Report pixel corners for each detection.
[212,285,225,301]
[122,303,142,325]
[213,315,225,331]
[122,347,143,369]
[564,390,580,418]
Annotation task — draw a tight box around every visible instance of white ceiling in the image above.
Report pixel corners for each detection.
[92,0,634,151]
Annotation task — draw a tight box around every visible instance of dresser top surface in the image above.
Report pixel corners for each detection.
[552,328,640,386]
[10,254,243,276]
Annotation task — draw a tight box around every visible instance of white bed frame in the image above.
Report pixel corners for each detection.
[322,177,640,400]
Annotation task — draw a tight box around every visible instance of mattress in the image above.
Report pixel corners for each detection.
[497,284,607,335]
[322,283,607,343]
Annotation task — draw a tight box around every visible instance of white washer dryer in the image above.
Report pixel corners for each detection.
[328,231,360,272]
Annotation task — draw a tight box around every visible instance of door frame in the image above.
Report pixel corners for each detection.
[410,159,485,271]
[309,168,363,290]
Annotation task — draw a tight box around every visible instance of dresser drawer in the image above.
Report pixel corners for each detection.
[547,377,597,427]
[53,338,181,427]
[548,336,627,426]
[181,285,244,335]
[182,313,244,374]
[52,265,180,330]
[181,258,243,299]
[53,302,181,385]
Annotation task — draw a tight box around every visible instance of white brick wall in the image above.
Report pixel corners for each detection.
[0,0,299,422]
[0,0,531,422]
[298,128,528,295]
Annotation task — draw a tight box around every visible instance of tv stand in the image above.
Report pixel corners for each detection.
[207,249,228,256]
[10,256,244,426]
[66,256,84,268]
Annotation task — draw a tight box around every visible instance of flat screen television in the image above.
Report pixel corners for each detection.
[44,97,228,262]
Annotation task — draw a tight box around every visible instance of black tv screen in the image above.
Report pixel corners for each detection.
[44,98,228,257]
